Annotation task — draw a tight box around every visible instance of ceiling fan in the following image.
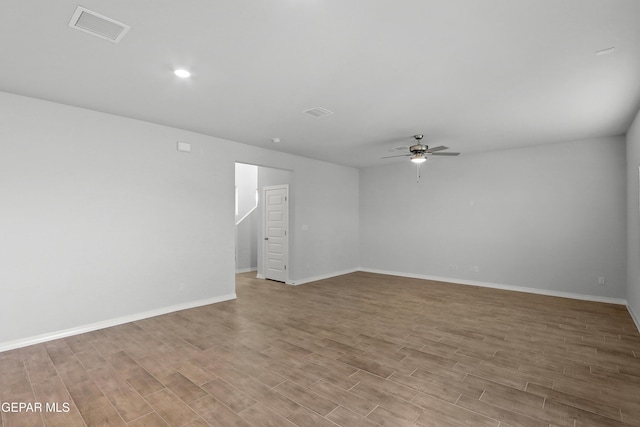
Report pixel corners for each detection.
[382,134,460,163]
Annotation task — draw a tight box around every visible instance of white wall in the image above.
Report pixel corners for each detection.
[627,109,640,326]
[0,91,360,348]
[360,136,627,300]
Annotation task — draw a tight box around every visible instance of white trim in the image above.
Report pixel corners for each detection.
[358,268,628,305]
[235,205,257,226]
[286,268,360,286]
[236,267,257,274]
[0,293,236,353]
[628,304,640,333]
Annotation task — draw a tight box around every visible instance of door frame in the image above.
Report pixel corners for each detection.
[262,184,289,283]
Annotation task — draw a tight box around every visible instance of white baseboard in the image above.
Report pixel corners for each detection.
[256,273,265,279]
[628,304,640,333]
[236,267,257,274]
[0,293,237,353]
[286,268,360,286]
[7,267,631,353]
[358,268,628,306]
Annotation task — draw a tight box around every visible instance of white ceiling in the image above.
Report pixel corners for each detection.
[1,0,639,168]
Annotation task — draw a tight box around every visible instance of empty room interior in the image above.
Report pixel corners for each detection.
[2,1,640,426]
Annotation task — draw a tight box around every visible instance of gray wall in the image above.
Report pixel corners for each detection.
[235,163,258,224]
[235,210,258,273]
[235,163,258,272]
[0,93,235,346]
[360,136,627,299]
[627,109,640,326]
[0,91,360,347]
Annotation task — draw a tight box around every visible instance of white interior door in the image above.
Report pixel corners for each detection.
[263,185,289,282]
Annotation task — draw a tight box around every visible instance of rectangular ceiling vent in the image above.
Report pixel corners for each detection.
[303,107,334,118]
[68,6,130,43]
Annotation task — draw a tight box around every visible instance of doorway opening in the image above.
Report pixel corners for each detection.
[234,162,292,285]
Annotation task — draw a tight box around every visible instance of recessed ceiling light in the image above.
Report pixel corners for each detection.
[174,69,191,78]
[272,137,281,143]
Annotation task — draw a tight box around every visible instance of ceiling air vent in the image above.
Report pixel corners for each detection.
[303,107,334,118]
[68,6,130,43]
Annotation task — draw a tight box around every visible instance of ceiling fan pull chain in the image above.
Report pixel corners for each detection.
[416,163,421,183]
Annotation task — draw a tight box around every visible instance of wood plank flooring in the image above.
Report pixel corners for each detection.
[1,272,640,426]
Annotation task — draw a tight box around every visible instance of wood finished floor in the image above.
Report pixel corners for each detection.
[1,272,640,427]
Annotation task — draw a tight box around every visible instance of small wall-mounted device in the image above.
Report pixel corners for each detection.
[177,141,191,153]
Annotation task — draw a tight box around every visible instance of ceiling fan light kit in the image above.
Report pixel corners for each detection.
[410,153,427,164]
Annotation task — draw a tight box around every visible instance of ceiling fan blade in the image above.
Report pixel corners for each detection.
[430,152,460,156]
[381,154,411,159]
[426,146,448,153]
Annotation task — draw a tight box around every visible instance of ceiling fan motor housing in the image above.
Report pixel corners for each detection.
[409,144,428,154]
